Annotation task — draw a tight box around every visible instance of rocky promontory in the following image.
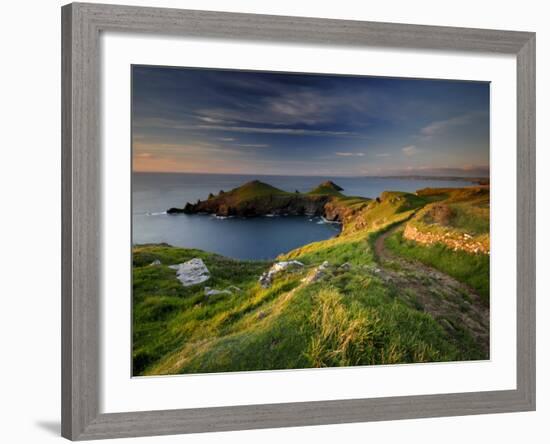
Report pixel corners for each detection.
[167,180,363,221]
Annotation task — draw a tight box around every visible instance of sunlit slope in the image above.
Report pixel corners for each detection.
[133,186,490,376]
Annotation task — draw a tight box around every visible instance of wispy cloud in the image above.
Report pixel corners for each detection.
[375,152,390,158]
[136,118,362,137]
[402,145,419,156]
[335,152,365,157]
[420,111,486,137]
[235,143,270,148]
[197,116,229,124]
[198,124,359,137]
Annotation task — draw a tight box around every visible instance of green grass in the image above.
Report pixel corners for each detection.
[222,180,292,201]
[132,184,490,376]
[133,230,486,375]
[384,230,490,305]
[308,180,344,195]
[132,245,269,375]
[447,203,490,235]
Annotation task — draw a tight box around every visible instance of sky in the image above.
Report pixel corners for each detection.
[132,65,489,177]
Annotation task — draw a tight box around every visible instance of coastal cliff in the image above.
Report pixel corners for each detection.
[167,180,365,222]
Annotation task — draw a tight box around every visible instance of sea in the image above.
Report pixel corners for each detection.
[133,173,472,260]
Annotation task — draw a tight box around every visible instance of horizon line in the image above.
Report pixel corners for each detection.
[132,170,489,179]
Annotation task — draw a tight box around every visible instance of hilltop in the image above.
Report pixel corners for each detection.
[308,180,344,195]
[134,183,490,376]
[167,179,368,221]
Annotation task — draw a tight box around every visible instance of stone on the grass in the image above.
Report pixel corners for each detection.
[149,259,162,266]
[226,285,243,293]
[259,260,304,288]
[169,258,210,286]
[302,261,331,284]
[339,262,352,271]
[204,287,232,296]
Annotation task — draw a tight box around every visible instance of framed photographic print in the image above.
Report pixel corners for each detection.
[61,2,536,440]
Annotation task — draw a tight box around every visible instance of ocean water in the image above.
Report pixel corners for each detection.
[132,173,472,260]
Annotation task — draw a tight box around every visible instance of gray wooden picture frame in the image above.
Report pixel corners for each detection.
[61,2,536,440]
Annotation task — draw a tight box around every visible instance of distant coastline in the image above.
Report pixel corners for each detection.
[134,170,488,184]
[370,175,489,185]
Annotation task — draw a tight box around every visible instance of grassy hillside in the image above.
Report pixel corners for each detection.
[383,186,490,303]
[215,180,291,202]
[133,184,490,376]
[308,180,344,195]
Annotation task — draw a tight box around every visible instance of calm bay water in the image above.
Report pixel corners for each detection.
[133,173,472,260]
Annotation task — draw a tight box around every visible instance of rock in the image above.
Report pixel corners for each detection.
[204,287,232,296]
[169,258,210,286]
[257,311,268,320]
[259,260,304,288]
[302,261,331,284]
[226,285,243,293]
[339,262,352,271]
[149,259,161,266]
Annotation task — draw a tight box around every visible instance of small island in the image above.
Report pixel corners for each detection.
[167,179,370,224]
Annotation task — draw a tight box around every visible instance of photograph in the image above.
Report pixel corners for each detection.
[131,65,490,377]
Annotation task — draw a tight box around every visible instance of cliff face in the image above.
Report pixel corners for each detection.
[167,180,360,221]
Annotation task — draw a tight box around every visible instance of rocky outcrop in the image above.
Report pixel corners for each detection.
[166,180,357,220]
[172,193,330,217]
[259,260,304,288]
[403,224,489,255]
[169,258,210,286]
[323,200,360,224]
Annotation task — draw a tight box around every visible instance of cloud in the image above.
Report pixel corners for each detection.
[402,145,419,156]
[136,118,362,137]
[420,111,486,137]
[375,152,390,158]
[235,143,270,148]
[197,116,228,124]
[196,125,359,137]
[135,152,153,158]
[335,152,365,157]
[217,137,235,142]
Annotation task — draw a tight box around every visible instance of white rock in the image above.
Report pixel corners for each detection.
[339,262,352,271]
[149,259,161,266]
[169,258,210,286]
[204,287,231,296]
[226,285,243,293]
[302,261,330,284]
[259,260,304,288]
[270,260,304,273]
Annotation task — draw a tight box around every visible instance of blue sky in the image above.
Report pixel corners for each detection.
[132,66,489,177]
